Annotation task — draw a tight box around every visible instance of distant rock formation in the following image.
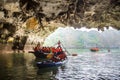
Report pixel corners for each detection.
[44,27,120,48]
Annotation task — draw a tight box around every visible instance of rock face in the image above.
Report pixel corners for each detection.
[19,0,120,30]
[0,0,120,43]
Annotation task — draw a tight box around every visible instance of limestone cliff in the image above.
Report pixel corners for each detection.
[0,0,120,43]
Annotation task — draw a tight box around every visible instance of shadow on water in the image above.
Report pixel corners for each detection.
[0,52,60,80]
[37,67,59,80]
[34,58,62,80]
[0,53,28,80]
[0,48,120,80]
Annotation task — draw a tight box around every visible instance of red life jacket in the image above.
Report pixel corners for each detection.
[50,52,67,62]
[58,52,67,60]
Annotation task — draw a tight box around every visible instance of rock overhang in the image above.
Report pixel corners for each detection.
[0,0,120,43]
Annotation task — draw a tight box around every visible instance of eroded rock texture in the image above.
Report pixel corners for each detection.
[19,0,120,30]
[0,0,120,43]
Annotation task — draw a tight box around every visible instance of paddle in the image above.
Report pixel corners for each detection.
[61,42,78,56]
[60,43,71,56]
[54,41,78,56]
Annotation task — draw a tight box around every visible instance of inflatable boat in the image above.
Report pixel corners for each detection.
[36,60,67,68]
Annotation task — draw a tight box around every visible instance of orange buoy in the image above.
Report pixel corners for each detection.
[72,53,78,56]
[90,47,99,52]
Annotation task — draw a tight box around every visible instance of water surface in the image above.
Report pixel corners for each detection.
[0,49,120,80]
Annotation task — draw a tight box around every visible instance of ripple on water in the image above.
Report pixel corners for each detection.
[56,53,120,80]
[0,52,120,80]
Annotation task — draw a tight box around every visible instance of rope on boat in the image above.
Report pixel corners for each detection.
[60,43,71,56]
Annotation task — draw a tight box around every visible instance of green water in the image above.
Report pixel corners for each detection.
[0,49,120,80]
[68,48,120,54]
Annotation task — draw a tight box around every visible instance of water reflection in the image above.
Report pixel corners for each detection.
[56,53,120,80]
[0,53,26,80]
[0,50,120,80]
[37,67,58,80]
[0,52,59,80]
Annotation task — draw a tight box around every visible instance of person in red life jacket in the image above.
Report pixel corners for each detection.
[34,42,42,51]
[50,51,67,62]
[57,40,61,48]
[48,41,67,62]
[57,52,67,61]
[51,48,67,62]
[51,47,55,53]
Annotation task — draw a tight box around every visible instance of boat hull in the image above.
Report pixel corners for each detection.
[37,60,67,68]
